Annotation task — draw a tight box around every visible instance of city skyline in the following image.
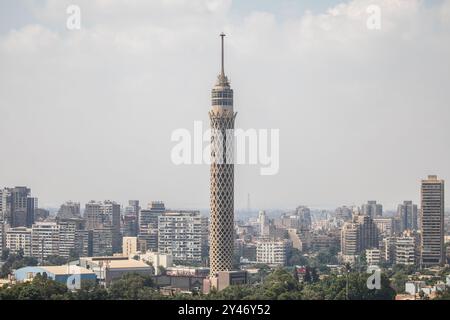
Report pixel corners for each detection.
[2,0,450,210]
[1,0,450,305]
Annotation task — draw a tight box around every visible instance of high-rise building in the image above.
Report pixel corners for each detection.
[280,206,312,231]
[0,187,35,228]
[340,214,379,263]
[85,201,103,230]
[75,229,92,258]
[0,219,4,253]
[127,200,140,219]
[340,221,360,262]
[31,222,60,261]
[122,214,138,237]
[123,237,138,257]
[6,227,32,256]
[354,214,379,250]
[158,211,203,263]
[103,201,121,253]
[92,227,113,257]
[258,210,266,232]
[209,34,236,277]
[382,236,396,265]
[395,230,418,266]
[361,201,383,218]
[420,175,445,267]
[256,240,288,266]
[335,206,353,221]
[85,200,121,253]
[201,216,210,260]
[57,217,88,258]
[373,217,393,238]
[122,200,140,237]
[295,206,312,231]
[138,201,165,252]
[397,201,418,232]
[57,201,81,219]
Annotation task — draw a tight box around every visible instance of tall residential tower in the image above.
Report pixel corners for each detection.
[209,34,237,277]
[420,175,445,267]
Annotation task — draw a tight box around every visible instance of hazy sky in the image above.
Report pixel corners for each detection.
[1,0,450,211]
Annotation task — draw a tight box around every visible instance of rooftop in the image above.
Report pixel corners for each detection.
[81,257,151,269]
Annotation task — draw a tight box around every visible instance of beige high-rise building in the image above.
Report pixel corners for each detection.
[123,237,138,257]
[340,213,379,263]
[209,34,236,277]
[420,175,445,267]
[341,221,360,263]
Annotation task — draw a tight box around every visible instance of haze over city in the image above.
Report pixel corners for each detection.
[1,0,450,210]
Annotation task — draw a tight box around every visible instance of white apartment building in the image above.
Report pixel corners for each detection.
[365,248,381,266]
[395,231,418,265]
[256,240,288,266]
[6,227,32,256]
[31,222,60,260]
[158,211,203,263]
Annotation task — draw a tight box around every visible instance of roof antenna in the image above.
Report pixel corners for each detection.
[220,33,226,76]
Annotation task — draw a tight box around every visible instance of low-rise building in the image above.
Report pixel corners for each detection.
[78,256,152,286]
[140,251,173,274]
[14,266,96,284]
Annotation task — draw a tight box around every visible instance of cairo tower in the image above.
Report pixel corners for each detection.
[209,34,236,277]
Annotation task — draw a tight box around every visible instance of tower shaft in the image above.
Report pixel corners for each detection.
[209,34,236,276]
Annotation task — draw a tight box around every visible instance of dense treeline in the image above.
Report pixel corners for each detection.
[0,268,400,300]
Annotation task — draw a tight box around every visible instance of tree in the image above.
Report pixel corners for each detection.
[255,264,271,283]
[108,273,156,300]
[293,268,299,282]
[0,252,38,278]
[1,249,10,261]
[69,249,80,262]
[70,280,108,300]
[44,255,68,266]
[303,268,312,284]
[286,248,309,267]
[0,275,68,300]
[157,266,167,275]
[391,270,409,293]
[311,268,319,283]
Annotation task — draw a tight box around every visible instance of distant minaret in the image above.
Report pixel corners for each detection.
[209,33,237,277]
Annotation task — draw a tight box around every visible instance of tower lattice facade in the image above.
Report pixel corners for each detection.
[209,34,236,276]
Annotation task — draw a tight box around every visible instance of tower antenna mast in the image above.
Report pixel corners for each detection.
[220,33,226,76]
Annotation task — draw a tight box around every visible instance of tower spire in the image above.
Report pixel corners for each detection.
[220,33,225,77]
